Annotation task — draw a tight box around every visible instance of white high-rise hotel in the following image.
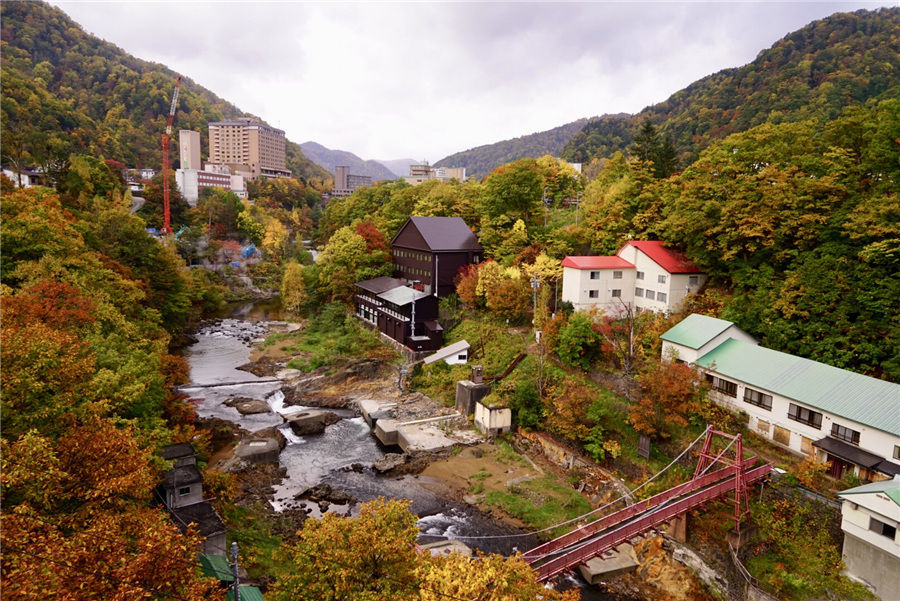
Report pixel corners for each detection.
[208,119,291,180]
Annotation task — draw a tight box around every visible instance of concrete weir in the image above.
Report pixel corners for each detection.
[357,399,397,427]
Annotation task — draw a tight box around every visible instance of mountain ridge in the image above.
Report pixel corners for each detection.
[0,1,331,184]
[299,141,398,182]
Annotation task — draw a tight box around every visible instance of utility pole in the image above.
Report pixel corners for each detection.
[542,186,549,227]
[231,542,241,601]
[531,273,541,327]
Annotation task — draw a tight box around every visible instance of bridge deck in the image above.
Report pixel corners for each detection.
[527,462,771,582]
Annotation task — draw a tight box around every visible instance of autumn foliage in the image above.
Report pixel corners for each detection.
[270,498,577,601]
[629,361,708,440]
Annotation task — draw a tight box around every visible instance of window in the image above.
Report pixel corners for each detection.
[588,290,599,298]
[645,290,655,300]
[788,403,822,429]
[705,374,737,397]
[658,274,667,284]
[689,275,699,286]
[611,289,621,298]
[589,271,600,280]
[743,388,773,410]
[635,287,644,297]
[613,270,623,279]
[636,271,645,280]
[657,292,667,303]
[178,486,191,496]
[869,517,897,540]
[831,423,860,445]
[895,445,900,460]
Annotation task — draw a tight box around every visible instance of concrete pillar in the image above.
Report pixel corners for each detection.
[667,513,688,543]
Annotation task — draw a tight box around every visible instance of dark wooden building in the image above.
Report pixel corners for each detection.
[391,216,483,298]
[355,276,442,352]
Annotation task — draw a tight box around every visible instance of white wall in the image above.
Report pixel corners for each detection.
[703,368,900,472]
[561,266,634,316]
[662,327,758,364]
[841,497,900,557]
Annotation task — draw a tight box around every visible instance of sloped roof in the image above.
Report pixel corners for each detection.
[379,286,430,307]
[163,464,202,488]
[696,338,900,436]
[161,443,195,461]
[171,501,226,538]
[622,240,702,274]
[561,256,634,270]
[227,586,265,601]
[356,276,405,295]
[199,554,234,582]
[424,340,471,365]
[838,475,900,507]
[392,216,482,252]
[660,314,747,349]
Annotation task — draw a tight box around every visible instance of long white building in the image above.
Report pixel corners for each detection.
[661,314,900,482]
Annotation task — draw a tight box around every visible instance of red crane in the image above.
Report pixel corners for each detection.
[161,75,182,234]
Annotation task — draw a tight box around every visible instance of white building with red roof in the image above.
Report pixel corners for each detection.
[561,241,706,315]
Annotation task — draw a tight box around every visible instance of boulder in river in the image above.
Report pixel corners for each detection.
[284,409,341,436]
[225,397,271,415]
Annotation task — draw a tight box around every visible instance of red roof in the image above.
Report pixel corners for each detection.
[561,256,634,270]
[621,241,702,273]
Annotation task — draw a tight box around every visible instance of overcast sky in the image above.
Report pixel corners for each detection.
[52,1,891,163]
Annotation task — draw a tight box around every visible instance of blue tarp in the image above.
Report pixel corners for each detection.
[241,244,257,258]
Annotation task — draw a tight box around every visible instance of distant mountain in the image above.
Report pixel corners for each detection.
[0,1,330,183]
[561,7,900,165]
[434,118,599,180]
[376,158,418,178]
[300,142,398,181]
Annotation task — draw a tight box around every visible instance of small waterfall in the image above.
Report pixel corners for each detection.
[267,389,286,414]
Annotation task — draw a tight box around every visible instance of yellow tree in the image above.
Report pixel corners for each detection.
[280,261,308,315]
[418,552,578,601]
[269,498,420,601]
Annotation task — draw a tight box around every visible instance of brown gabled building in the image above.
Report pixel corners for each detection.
[355,276,442,352]
[391,216,483,298]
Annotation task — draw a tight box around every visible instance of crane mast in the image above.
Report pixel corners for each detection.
[161,76,182,234]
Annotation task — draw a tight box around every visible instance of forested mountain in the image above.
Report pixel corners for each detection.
[0,1,330,185]
[562,7,900,165]
[434,117,600,180]
[300,141,398,182]
[377,158,418,178]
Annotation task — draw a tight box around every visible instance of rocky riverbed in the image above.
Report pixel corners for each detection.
[186,316,733,601]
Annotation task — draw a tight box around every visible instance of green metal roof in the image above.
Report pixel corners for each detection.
[660,314,736,349]
[696,338,900,436]
[226,585,265,601]
[199,554,233,582]
[838,476,900,507]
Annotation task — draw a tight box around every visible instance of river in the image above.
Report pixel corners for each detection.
[182,307,620,600]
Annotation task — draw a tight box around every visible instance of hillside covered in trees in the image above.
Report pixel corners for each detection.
[300,141,398,181]
[0,1,330,185]
[561,7,900,167]
[434,117,600,180]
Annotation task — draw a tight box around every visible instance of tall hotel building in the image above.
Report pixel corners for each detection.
[208,119,291,180]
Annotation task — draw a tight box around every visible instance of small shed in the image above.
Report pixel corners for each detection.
[423,340,471,366]
[474,400,512,438]
[171,501,227,556]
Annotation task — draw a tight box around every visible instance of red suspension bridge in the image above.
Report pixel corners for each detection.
[524,427,772,582]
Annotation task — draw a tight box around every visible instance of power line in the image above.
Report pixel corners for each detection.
[419,427,709,542]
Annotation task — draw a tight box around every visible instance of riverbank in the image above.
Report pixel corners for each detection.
[192,315,731,601]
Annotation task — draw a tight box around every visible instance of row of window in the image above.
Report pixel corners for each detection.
[709,374,866,443]
[396,249,430,262]
[635,288,667,302]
